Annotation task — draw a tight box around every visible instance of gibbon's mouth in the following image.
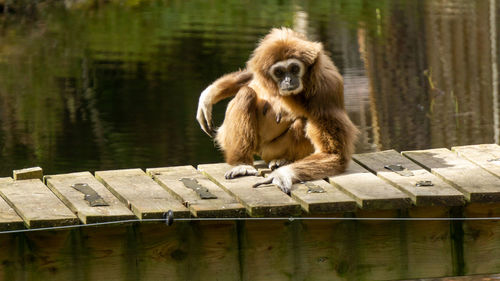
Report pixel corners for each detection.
[279,86,303,96]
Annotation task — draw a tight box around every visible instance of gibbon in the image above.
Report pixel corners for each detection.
[196,27,358,193]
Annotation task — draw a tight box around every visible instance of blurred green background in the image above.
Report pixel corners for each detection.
[0,0,498,176]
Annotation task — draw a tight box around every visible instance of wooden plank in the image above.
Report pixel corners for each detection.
[0,178,24,231]
[403,148,500,202]
[291,180,357,214]
[45,172,136,224]
[329,161,412,210]
[404,207,454,278]
[146,165,246,217]
[238,220,305,280]
[0,177,79,228]
[354,150,465,206]
[452,144,500,178]
[198,163,301,217]
[13,167,43,180]
[138,221,240,281]
[95,168,190,219]
[462,203,500,275]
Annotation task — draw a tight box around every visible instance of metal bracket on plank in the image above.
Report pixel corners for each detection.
[384,164,414,177]
[304,182,325,193]
[180,178,217,199]
[487,158,500,164]
[416,180,434,187]
[71,183,109,207]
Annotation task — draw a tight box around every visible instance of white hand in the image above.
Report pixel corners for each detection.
[253,166,296,194]
[225,165,259,179]
[196,85,216,137]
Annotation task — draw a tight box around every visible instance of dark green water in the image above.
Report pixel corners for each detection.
[0,0,499,176]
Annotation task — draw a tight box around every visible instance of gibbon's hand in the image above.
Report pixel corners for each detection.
[224,165,259,179]
[196,85,216,137]
[253,166,295,194]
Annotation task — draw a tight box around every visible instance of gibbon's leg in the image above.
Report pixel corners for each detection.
[215,86,259,179]
[260,118,314,170]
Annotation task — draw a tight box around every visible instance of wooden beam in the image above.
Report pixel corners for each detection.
[198,163,301,217]
[403,148,500,202]
[147,166,246,217]
[45,172,136,224]
[95,169,190,219]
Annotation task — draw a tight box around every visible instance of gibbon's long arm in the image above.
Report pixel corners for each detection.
[196,69,253,137]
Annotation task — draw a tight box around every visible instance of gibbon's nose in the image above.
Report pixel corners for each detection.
[282,76,297,90]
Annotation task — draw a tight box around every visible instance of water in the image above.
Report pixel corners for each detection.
[0,0,498,176]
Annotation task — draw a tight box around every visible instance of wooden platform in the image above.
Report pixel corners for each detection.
[1,144,500,280]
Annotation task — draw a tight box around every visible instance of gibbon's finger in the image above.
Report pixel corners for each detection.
[199,116,212,137]
[203,109,216,138]
[196,109,208,134]
[197,109,216,137]
[225,165,258,179]
[274,179,291,195]
[252,177,273,188]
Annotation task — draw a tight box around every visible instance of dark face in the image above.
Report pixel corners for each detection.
[269,59,304,96]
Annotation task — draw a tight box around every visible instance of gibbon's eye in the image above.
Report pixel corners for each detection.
[290,64,300,74]
[273,67,285,78]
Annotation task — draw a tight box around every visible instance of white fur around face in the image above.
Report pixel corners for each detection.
[269,59,305,96]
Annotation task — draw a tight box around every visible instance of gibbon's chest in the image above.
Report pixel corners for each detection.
[249,82,298,143]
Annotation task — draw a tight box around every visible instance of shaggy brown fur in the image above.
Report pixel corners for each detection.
[196,27,358,192]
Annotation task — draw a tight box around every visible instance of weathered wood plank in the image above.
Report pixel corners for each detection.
[147,166,246,217]
[198,163,301,217]
[329,161,412,210]
[95,168,190,219]
[0,178,24,231]
[403,148,500,202]
[461,204,500,275]
[291,180,357,214]
[354,210,407,280]
[1,230,76,280]
[452,144,500,178]
[0,178,79,228]
[45,172,136,224]
[354,150,465,206]
[13,167,43,180]
[404,207,454,278]
[138,221,240,281]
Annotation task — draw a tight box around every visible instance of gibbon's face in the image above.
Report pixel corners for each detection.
[269,58,305,96]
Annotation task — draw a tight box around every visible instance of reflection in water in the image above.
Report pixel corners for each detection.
[0,0,498,176]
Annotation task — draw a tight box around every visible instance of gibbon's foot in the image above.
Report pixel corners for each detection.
[253,166,295,194]
[225,165,259,179]
[268,159,290,170]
